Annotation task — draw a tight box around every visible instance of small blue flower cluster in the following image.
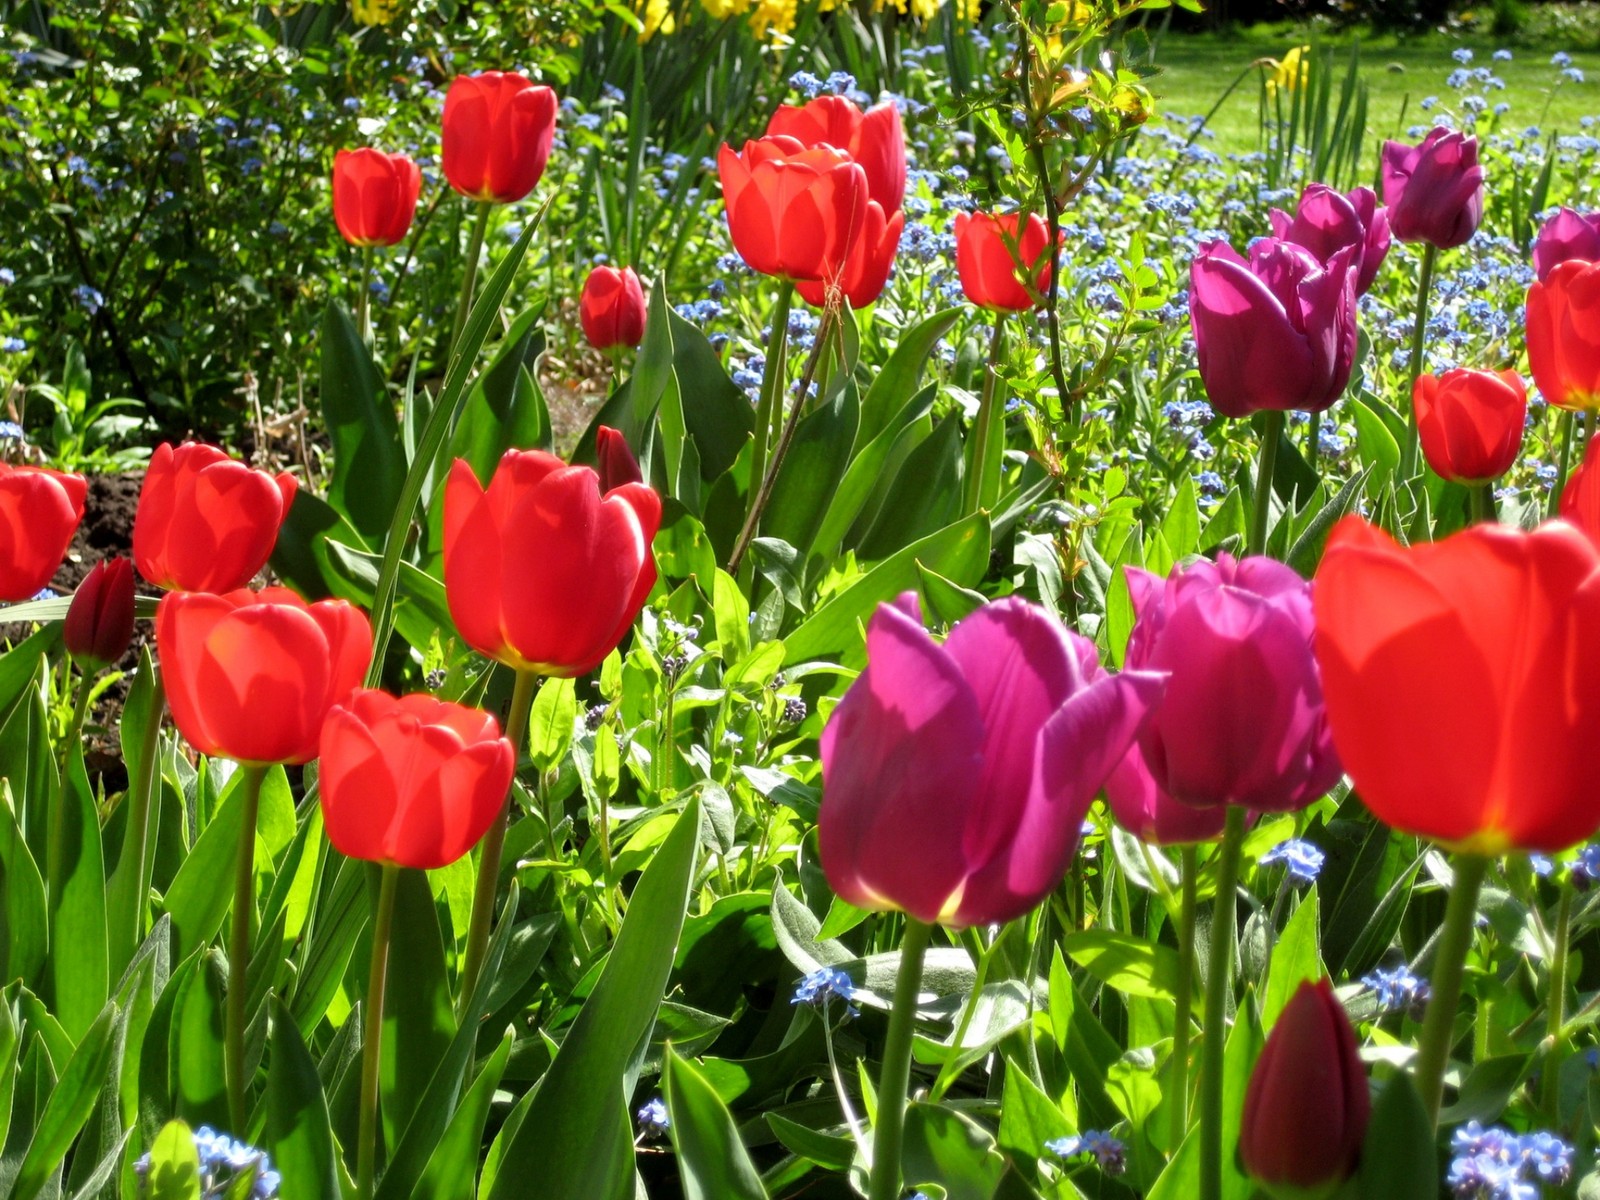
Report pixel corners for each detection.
[1046,1130,1127,1176]
[636,1096,670,1139]
[1361,964,1431,1017]
[134,1126,279,1198]
[1258,838,1324,885]
[792,966,859,1019]
[1447,1122,1572,1198]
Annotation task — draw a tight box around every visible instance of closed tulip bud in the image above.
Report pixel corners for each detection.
[1533,207,1600,280]
[1189,238,1358,418]
[796,201,904,310]
[441,72,558,205]
[580,266,647,350]
[1314,517,1600,852]
[1240,979,1369,1198]
[1526,259,1600,411]
[157,588,372,766]
[319,689,515,870]
[1121,556,1342,813]
[1381,128,1485,250]
[819,595,1163,928]
[332,148,421,247]
[443,448,661,676]
[0,463,86,602]
[595,425,644,493]
[767,95,906,212]
[133,443,297,593]
[718,136,867,285]
[953,210,1056,312]
[1413,368,1527,484]
[1560,437,1600,545]
[64,557,135,672]
[1268,183,1391,296]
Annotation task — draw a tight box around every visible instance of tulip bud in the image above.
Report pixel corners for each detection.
[0,463,87,602]
[1241,979,1369,1199]
[1413,368,1526,485]
[953,211,1056,313]
[64,557,136,672]
[595,426,644,493]
[1532,207,1600,281]
[1527,259,1600,411]
[441,72,558,205]
[332,148,421,248]
[579,266,647,351]
[1381,127,1485,250]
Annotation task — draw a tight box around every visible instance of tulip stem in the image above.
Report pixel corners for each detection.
[867,918,933,1200]
[963,310,1008,517]
[1550,409,1577,519]
[1401,242,1439,479]
[1541,886,1573,1122]
[1199,805,1245,1200]
[740,282,795,565]
[1170,845,1199,1145]
[357,863,400,1200]
[447,200,492,367]
[729,298,838,577]
[357,245,374,346]
[1249,410,1284,557]
[226,763,269,1134]
[1413,852,1489,1128]
[109,670,165,977]
[459,666,539,1017]
[1469,482,1496,525]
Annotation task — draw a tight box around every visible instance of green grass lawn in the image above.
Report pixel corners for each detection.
[1141,23,1600,155]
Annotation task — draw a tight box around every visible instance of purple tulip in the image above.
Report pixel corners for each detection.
[1381,127,1485,250]
[1189,238,1358,418]
[1106,750,1231,845]
[1533,207,1600,281]
[819,595,1163,927]
[1269,183,1392,296]
[1120,556,1342,813]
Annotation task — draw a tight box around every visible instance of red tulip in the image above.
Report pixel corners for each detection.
[1240,979,1369,1196]
[953,211,1055,312]
[766,95,906,212]
[796,201,904,310]
[134,443,297,593]
[157,588,372,766]
[579,265,647,350]
[717,136,867,284]
[441,72,558,204]
[1559,436,1600,545]
[1314,517,1600,853]
[64,557,135,671]
[1413,368,1527,484]
[332,148,421,247]
[1527,259,1600,411]
[443,444,661,676]
[595,425,644,492]
[319,689,514,870]
[0,463,86,602]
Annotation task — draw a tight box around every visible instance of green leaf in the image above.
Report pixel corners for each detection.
[11,1000,118,1200]
[444,305,552,483]
[997,1057,1074,1174]
[0,780,47,988]
[486,796,702,1200]
[669,307,753,483]
[810,383,937,564]
[381,868,454,1140]
[858,307,961,444]
[783,514,991,665]
[763,381,860,559]
[49,742,108,1041]
[176,955,228,1130]
[1262,888,1322,1028]
[1351,396,1400,481]
[1161,474,1200,558]
[1358,1074,1436,1200]
[319,301,406,546]
[854,413,966,560]
[266,999,339,1200]
[1061,930,1181,1001]
[412,1028,513,1200]
[144,1119,202,1200]
[764,1112,856,1172]
[901,1102,1006,1200]
[527,677,577,774]
[665,1048,769,1200]
[105,645,161,982]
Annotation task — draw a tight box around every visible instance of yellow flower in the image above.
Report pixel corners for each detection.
[1267,45,1310,96]
[636,0,676,40]
[701,0,749,16]
[748,0,798,39]
[350,0,399,25]
[957,0,981,19]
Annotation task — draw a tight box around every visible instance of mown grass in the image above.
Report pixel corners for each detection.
[1139,22,1600,156]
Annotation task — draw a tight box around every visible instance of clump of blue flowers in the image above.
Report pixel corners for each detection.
[636,1096,670,1140]
[1258,838,1324,885]
[1046,1130,1127,1176]
[1361,963,1432,1018]
[1447,1122,1572,1198]
[134,1126,279,1198]
[792,966,860,1020]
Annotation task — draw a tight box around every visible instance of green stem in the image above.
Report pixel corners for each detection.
[867,919,933,1200]
[1199,806,1246,1200]
[109,671,165,975]
[1171,845,1199,1145]
[459,667,539,1016]
[357,245,375,346]
[823,1005,866,1152]
[744,282,795,524]
[929,927,999,1102]
[1413,853,1489,1128]
[1250,410,1285,557]
[357,863,400,1200]
[226,764,269,1133]
[1541,886,1573,1122]
[963,310,1008,516]
[447,201,492,366]
[1550,409,1577,519]
[1469,481,1496,526]
[1401,242,1439,479]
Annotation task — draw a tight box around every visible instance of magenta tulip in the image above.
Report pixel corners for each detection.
[1533,207,1600,281]
[1268,183,1391,295]
[1381,128,1485,250]
[1189,238,1358,418]
[1120,556,1341,813]
[818,595,1162,927]
[1106,751,1231,845]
